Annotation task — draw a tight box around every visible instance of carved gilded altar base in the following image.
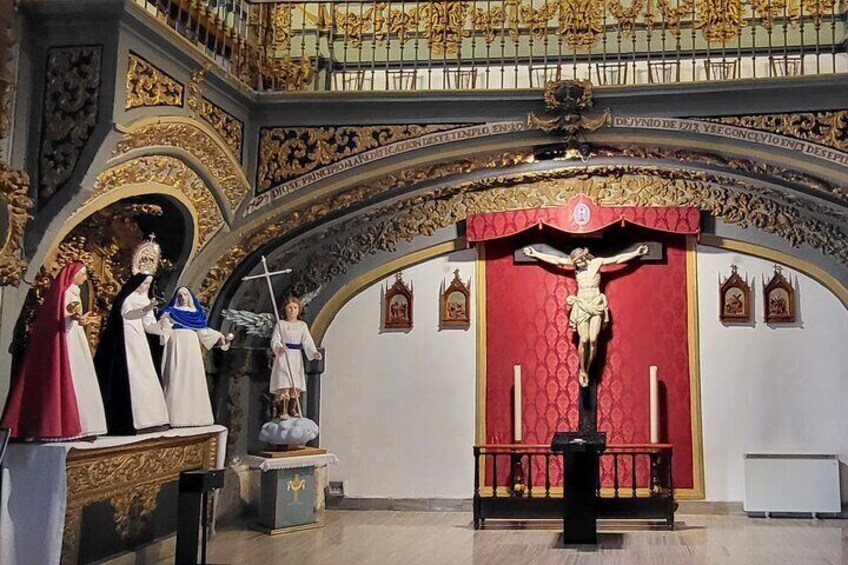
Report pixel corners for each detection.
[0,426,226,565]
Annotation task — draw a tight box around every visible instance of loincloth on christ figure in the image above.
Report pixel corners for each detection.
[565,293,610,328]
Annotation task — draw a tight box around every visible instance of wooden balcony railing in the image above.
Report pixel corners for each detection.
[133,0,847,91]
[473,443,675,529]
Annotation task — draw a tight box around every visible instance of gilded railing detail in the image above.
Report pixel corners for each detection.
[133,0,845,91]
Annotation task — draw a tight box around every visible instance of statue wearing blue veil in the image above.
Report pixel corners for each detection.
[159,287,231,427]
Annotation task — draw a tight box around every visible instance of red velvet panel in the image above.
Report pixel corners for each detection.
[468,194,700,242]
[484,231,694,489]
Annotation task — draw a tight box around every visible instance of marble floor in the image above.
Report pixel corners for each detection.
[186,511,847,565]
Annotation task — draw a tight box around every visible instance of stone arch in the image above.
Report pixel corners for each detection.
[200,154,848,319]
[207,161,848,332]
[113,116,250,213]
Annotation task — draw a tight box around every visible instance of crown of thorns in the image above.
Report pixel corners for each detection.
[570,247,591,261]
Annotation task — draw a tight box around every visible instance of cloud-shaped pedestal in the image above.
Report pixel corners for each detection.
[259,417,319,446]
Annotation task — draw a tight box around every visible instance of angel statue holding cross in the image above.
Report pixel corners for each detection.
[223,256,322,448]
[523,244,649,387]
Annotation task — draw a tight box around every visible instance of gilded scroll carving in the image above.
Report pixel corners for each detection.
[187,67,244,158]
[709,110,848,153]
[114,121,249,210]
[89,156,224,247]
[62,436,217,563]
[200,151,533,302]
[326,0,836,52]
[269,57,313,91]
[528,80,611,141]
[696,0,743,43]
[280,168,847,297]
[558,0,604,48]
[593,144,848,204]
[272,3,294,51]
[38,45,102,205]
[256,124,467,192]
[125,53,184,110]
[0,163,33,286]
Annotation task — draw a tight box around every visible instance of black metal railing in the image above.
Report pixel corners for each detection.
[473,443,674,528]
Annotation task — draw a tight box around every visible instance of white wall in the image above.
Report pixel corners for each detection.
[321,246,848,502]
[321,250,477,499]
[697,246,848,502]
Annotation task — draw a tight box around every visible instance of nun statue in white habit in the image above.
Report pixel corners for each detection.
[158,287,231,427]
[95,273,172,435]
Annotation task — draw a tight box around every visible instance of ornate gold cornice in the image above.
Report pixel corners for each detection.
[198,150,533,302]
[187,67,244,159]
[125,53,184,110]
[87,155,223,248]
[256,123,470,193]
[0,163,33,286]
[708,110,848,154]
[114,118,249,210]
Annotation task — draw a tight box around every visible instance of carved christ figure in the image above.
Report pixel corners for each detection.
[523,244,649,387]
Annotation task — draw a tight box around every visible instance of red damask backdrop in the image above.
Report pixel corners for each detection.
[483,227,694,489]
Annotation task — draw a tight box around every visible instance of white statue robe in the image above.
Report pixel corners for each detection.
[64,285,108,436]
[270,320,320,393]
[161,324,223,427]
[121,292,171,429]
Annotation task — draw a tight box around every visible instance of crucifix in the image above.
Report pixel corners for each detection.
[522,243,652,430]
[242,255,303,418]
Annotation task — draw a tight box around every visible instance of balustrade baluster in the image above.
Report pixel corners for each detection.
[613,453,619,497]
[631,453,637,497]
[492,452,498,498]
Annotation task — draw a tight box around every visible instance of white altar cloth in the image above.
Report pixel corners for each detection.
[0,425,227,565]
[243,453,338,472]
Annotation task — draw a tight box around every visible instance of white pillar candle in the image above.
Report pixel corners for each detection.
[649,365,659,444]
[514,365,522,443]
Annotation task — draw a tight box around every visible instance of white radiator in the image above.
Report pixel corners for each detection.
[743,454,841,515]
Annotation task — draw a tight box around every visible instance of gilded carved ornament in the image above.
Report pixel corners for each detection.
[256,123,468,193]
[114,121,249,210]
[708,110,848,154]
[267,57,313,91]
[593,144,848,205]
[0,164,34,286]
[38,45,102,205]
[272,3,294,51]
[62,437,216,564]
[87,156,224,248]
[187,67,245,158]
[125,53,184,110]
[528,80,611,149]
[200,147,847,304]
[327,0,834,52]
[200,151,533,302]
[276,168,848,298]
[696,0,744,44]
[0,0,13,144]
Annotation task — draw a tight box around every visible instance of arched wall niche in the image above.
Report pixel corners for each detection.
[10,193,194,362]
